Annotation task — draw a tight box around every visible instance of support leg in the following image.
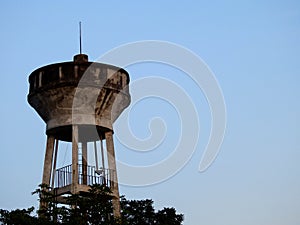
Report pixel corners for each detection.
[105,131,120,218]
[82,141,87,185]
[39,135,55,216]
[42,135,55,186]
[100,138,106,185]
[51,139,59,188]
[72,125,79,194]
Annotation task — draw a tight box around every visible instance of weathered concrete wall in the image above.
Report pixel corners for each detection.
[28,56,130,142]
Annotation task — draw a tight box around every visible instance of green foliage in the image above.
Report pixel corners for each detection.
[32,183,61,223]
[0,207,36,225]
[120,198,155,225]
[0,184,183,225]
[156,207,184,225]
[0,206,57,225]
[85,184,115,225]
[120,198,183,225]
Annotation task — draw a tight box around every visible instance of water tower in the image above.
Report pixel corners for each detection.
[27,53,130,217]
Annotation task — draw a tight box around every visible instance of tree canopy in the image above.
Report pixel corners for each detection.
[0,184,183,225]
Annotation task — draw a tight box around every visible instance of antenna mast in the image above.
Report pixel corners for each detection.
[79,21,82,54]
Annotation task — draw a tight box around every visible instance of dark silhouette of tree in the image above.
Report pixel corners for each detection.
[120,198,183,225]
[0,207,56,225]
[0,207,36,225]
[32,183,61,223]
[65,184,116,225]
[120,198,156,225]
[0,184,183,225]
[155,207,183,225]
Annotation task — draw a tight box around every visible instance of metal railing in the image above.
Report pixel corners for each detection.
[54,164,116,189]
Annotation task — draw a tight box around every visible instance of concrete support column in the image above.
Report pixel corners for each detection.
[42,135,55,186]
[51,139,59,188]
[72,125,79,194]
[100,138,106,185]
[40,135,55,214]
[105,130,120,218]
[82,141,88,185]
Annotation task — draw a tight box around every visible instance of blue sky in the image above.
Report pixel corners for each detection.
[0,1,300,225]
